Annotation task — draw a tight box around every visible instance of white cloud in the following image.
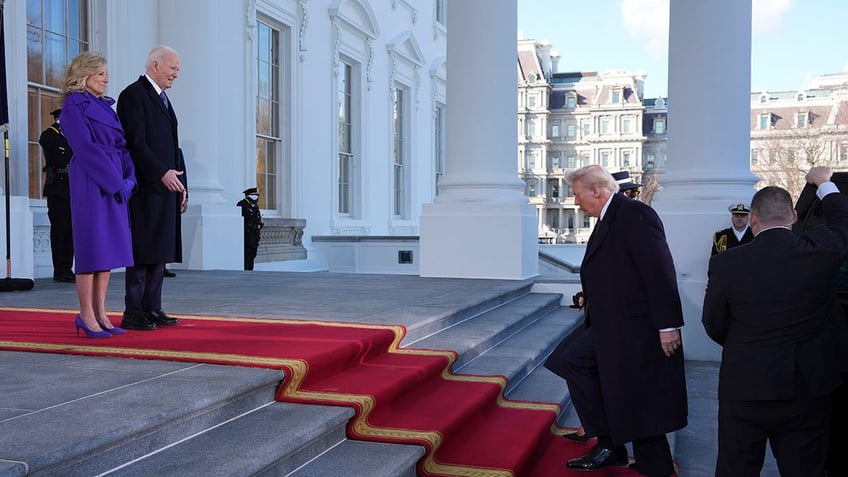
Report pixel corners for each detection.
[619,0,793,55]
[752,0,792,33]
[620,0,669,58]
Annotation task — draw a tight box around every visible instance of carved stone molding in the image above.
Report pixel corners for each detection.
[298,0,310,62]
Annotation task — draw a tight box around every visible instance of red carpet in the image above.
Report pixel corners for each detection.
[0,307,649,477]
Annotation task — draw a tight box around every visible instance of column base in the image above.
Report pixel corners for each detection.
[179,204,244,271]
[419,202,539,279]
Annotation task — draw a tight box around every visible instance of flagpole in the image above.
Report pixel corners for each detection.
[1,0,34,291]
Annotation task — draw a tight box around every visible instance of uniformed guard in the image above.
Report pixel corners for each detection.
[710,202,754,256]
[39,108,75,282]
[236,187,264,270]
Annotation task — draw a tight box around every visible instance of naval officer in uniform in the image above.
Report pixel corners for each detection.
[711,203,755,256]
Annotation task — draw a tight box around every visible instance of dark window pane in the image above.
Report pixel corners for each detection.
[26,0,42,27]
[27,25,44,83]
[44,32,65,87]
[44,0,65,33]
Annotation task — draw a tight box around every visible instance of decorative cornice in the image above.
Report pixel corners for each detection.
[298,0,310,62]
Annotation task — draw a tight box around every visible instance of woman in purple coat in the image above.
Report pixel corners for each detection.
[60,51,136,338]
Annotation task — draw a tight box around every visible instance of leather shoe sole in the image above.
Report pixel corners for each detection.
[566,445,628,470]
[147,310,179,326]
[120,312,157,331]
[562,431,591,443]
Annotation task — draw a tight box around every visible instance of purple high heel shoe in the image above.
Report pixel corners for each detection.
[103,325,126,335]
[74,315,111,339]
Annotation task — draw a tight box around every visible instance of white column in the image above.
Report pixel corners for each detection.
[652,0,756,361]
[419,0,538,279]
[155,0,244,270]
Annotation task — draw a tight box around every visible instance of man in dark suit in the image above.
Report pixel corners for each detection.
[39,108,75,283]
[710,203,755,255]
[559,165,687,477]
[702,166,848,477]
[117,45,186,331]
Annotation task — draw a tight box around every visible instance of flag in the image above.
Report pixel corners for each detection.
[0,0,9,131]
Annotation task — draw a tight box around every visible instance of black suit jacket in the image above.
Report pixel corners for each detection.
[579,193,688,443]
[117,76,184,264]
[702,191,848,401]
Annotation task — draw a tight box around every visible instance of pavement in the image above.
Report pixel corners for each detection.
[0,270,778,476]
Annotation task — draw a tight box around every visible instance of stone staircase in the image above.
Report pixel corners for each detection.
[0,284,585,477]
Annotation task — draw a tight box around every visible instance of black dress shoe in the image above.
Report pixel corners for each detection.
[566,444,628,470]
[563,431,591,443]
[164,269,176,277]
[53,273,76,283]
[121,311,157,330]
[146,310,179,326]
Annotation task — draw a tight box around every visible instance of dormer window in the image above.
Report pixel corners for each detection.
[655,98,665,109]
[797,92,805,102]
[612,89,622,104]
[528,74,537,84]
[759,114,770,130]
[796,112,808,128]
[759,94,768,104]
[566,93,576,108]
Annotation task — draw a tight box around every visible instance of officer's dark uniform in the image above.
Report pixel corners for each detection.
[39,109,75,282]
[236,187,264,270]
[711,203,755,256]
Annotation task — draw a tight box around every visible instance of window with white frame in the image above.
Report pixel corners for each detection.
[796,112,808,128]
[600,118,611,135]
[392,86,409,218]
[435,0,446,25]
[622,117,632,134]
[751,149,759,165]
[654,118,665,134]
[601,151,610,167]
[566,94,576,108]
[611,89,621,104]
[567,155,577,168]
[527,179,537,197]
[581,154,590,166]
[336,60,355,214]
[567,124,576,138]
[622,151,631,167]
[256,18,284,210]
[759,114,770,130]
[434,104,445,195]
[528,95,537,107]
[646,153,655,168]
[549,152,561,169]
[528,120,536,137]
[551,122,561,138]
[26,0,89,199]
[581,121,590,137]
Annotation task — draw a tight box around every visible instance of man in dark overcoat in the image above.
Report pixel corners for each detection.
[117,45,186,331]
[559,165,687,477]
[39,108,75,282]
[702,166,848,476]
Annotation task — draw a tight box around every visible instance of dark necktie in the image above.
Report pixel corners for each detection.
[160,91,169,109]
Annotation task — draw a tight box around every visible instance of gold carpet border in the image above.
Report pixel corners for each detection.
[1,307,566,477]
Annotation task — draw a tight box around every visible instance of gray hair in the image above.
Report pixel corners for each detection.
[145,45,179,69]
[565,165,620,194]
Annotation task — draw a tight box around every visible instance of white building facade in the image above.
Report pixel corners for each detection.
[2,0,450,278]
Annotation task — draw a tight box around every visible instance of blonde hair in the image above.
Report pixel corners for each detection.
[60,51,107,103]
[565,164,620,194]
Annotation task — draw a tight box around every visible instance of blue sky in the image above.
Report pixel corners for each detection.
[518,0,847,99]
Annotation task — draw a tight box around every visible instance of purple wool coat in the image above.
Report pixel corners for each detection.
[61,91,136,274]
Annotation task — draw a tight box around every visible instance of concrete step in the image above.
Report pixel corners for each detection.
[286,440,423,477]
[406,292,563,370]
[103,402,356,476]
[0,354,283,477]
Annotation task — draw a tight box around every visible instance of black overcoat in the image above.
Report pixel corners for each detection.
[580,193,688,443]
[702,191,848,402]
[117,76,185,265]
